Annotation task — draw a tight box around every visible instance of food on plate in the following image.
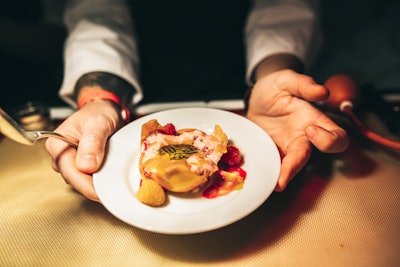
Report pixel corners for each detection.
[202,167,247,199]
[140,119,228,192]
[136,119,246,206]
[135,178,166,206]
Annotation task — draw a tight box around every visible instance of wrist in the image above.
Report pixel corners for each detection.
[254,54,304,82]
[77,86,131,124]
[74,72,135,124]
[74,71,134,106]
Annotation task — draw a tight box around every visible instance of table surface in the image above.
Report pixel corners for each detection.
[1,112,400,267]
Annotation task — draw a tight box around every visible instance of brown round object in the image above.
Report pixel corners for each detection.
[324,74,359,110]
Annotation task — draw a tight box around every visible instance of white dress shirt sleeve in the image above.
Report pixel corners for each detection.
[59,0,142,108]
[245,0,321,84]
[60,0,320,107]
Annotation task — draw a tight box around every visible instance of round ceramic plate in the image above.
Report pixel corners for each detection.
[93,108,280,234]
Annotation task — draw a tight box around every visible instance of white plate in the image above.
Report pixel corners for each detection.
[93,108,280,234]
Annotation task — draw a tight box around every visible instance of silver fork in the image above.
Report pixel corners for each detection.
[0,108,78,148]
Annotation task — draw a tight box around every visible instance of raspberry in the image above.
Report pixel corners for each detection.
[136,178,166,206]
[157,123,177,135]
[202,185,220,199]
[220,145,242,167]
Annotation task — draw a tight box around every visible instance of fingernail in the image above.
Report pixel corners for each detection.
[79,154,98,168]
[306,126,318,140]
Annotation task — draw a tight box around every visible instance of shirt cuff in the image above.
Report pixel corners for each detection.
[245,1,321,85]
[59,20,143,108]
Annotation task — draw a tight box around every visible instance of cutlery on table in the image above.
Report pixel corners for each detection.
[0,107,78,148]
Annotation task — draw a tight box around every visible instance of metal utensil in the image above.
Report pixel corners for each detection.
[0,108,78,148]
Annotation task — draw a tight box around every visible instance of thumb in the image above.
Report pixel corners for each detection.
[75,124,113,174]
[280,71,329,102]
[74,100,122,174]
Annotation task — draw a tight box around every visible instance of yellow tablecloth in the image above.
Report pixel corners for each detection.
[1,133,400,266]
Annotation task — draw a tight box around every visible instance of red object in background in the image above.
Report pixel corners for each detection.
[324,74,360,110]
[324,74,400,150]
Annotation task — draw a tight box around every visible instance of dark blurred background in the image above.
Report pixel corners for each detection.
[0,1,66,112]
[0,0,399,113]
[311,0,400,90]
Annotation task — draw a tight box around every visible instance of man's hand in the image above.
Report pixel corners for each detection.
[246,69,349,191]
[45,100,123,202]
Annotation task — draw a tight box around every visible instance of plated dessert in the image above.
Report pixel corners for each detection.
[93,107,280,234]
[136,119,247,206]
